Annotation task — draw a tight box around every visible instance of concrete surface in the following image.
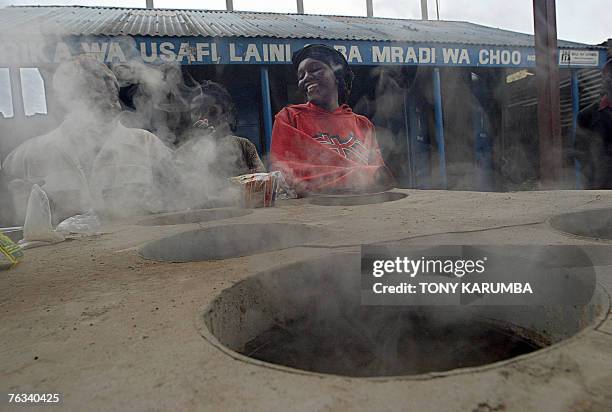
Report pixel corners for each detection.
[1,189,612,411]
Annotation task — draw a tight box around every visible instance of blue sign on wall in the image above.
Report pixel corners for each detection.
[1,35,606,69]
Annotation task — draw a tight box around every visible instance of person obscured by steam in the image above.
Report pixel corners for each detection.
[103,62,267,211]
[2,55,123,224]
[575,58,612,189]
[1,55,175,223]
[176,80,265,174]
[170,80,266,209]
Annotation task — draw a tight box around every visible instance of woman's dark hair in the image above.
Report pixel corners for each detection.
[191,80,238,131]
[292,44,354,105]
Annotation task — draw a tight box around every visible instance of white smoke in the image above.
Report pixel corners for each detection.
[0,30,244,226]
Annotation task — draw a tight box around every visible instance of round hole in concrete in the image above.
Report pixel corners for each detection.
[549,208,612,241]
[139,223,322,262]
[308,192,407,207]
[202,252,605,377]
[137,208,252,226]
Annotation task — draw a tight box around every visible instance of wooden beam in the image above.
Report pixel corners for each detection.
[532,0,562,186]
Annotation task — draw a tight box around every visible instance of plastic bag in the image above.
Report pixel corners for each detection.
[19,184,64,248]
[56,209,101,235]
[274,171,298,200]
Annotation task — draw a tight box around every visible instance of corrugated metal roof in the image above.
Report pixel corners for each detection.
[0,5,601,49]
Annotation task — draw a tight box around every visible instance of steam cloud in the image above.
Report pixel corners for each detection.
[0,32,241,226]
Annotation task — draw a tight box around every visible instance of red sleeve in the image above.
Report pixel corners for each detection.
[270,113,384,194]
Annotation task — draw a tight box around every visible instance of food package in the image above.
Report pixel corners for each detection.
[0,232,23,267]
[229,172,281,208]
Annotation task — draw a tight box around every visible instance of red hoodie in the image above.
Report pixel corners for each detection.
[270,102,388,194]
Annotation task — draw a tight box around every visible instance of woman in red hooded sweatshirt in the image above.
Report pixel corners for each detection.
[270,44,392,195]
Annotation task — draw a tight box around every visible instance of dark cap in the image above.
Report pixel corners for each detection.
[291,44,354,104]
[292,44,348,71]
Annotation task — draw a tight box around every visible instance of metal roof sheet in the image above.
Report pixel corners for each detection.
[0,5,601,49]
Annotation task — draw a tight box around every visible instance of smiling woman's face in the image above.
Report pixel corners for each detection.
[297,58,339,111]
